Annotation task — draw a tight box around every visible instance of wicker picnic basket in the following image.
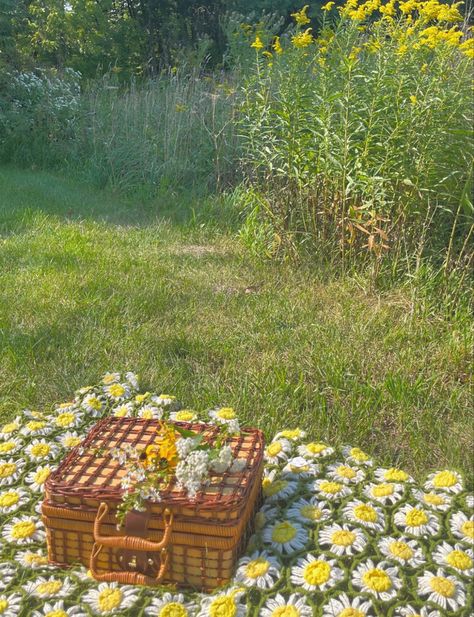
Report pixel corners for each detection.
[41,417,264,590]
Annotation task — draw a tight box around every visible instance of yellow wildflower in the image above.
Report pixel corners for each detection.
[397,43,409,54]
[251,35,264,50]
[291,5,311,25]
[262,51,273,58]
[292,28,314,48]
[437,2,463,22]
[410,95,418,105]
[399,0,419,14]
[379,0,396,16]
[322,1,336,10]
[273,36,283,54]
[459,38,474,58]
[349,46,362,61]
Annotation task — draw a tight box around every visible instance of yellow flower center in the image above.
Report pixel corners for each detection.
[262,478,287,497]
[64,436,81,447]
[389,541,413,560]
[272,521,296,543]
[26,421,46,431]
[36,580,63,595]
[11,520,36,539]
[423,493,445,506]
[135,393,149,403]
[45,611,68,617]
[217,408,236,420]
[433,470,458,488]
[362,569,392,592]
[0,463,16,478]
[303,560,331,586]
[384,468,409,482]
[429,576,455,598]
[245,558,270,578]
[405,508,428,527]
[332,530,356,546]
[336,466,356,479]
[372,484,394,497]
[279,429,301,440]
[0,599,8,612]
[461,521,474,539]
[159,603,188,617]
[209,596,237,617]
[88,398,102,410]
[24,552,48,565]
[98,588,123,612]
[142,409,154,419]
[447,549,472,570]
[300,505,322,521]
[109,383,126,398]
[0,491,20,507]
[320,481,343,494]
[0,442,16,453]
[339,610,365,617]
[267,442,283,457]
[34,468,51,484]
[174,411,195,421]
[31,443,51,457]
[1,423,18,434]
[350,447,369,461]
[271,608,299,617]
[306,442,327,454]
[56,413,75,427]
[354,504,377,522]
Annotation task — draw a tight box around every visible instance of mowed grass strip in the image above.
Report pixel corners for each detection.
[0,167,472,483]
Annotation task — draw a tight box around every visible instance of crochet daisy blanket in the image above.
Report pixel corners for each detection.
[0,372,472,617]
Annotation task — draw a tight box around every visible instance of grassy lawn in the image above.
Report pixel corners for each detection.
[0,166,472,484]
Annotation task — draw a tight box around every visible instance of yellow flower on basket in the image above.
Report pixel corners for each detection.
[292,28,314,48]
[291,5,311,25]
[145,422,179,469]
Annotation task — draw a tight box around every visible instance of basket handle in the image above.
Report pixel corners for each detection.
[90,501,173,585]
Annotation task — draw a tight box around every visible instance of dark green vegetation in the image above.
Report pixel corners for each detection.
[1,167,472,482]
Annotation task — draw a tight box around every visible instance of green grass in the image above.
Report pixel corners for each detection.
[0,166,472,484]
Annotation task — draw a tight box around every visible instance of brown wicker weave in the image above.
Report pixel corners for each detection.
[42,417,264,590]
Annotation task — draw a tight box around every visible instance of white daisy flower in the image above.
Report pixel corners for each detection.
[290,554,344,592]
[2,514,45,544]
[197,589,246,617]
[363,482,404,505]
[169,409,198,423]
[125,372,139,389]
[411,489,452,512]
[322,593,373,617]
[0,417,22,439]
[450,511,474,544]
[26,438,59,462]
[152,394,177,407]
[327,463,365,484]
[145,593,196,616]
[82,582,139,615]
[432,541,474,576]
[378,536,425,567]
[53,401,77,414]
[342,446,373,466]
[394,504,440,537]
[235,551,281,589]
[352,559,402,602]
[313,479,352,501]
[102,372,121,385]
[465,494,474,509]
[263,519,308,554]
[57,431,82,449]
[394,606,441,617]
[104,382,130,402]
[260,593,313,617]
[0,457,25,486]
[343,500,385,532]
[0,593,23,617]
[0,564,16,591]
[417,568,466,611]
[264,438,293,464]
[273,428,306,442]
[26,465,53,492]
[297,441,334,459]
[23,575,75,599]
[31,600,87,617]
[425,470,463,494]
[20,419,53,436]
[255,504,280,531]
[287,497,331,525]
[81,394,105,416]
[374,467,413,483]
[17,548,52,569]
[0,438,23,456]
[53,410,83,429]
[111,403,134,418]
[281,456,319,478]
[0,487,30,513]
[262,470,298,503]
[137,405,163,420]
[319,523,367,556]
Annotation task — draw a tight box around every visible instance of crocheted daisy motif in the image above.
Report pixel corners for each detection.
[0,371,471,616]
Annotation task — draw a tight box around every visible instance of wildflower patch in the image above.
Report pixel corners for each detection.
[0,372,472,615]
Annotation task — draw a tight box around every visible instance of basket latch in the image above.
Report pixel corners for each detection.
[90,501,174,586]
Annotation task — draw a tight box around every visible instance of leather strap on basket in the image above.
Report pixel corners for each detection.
[90,502,174,586]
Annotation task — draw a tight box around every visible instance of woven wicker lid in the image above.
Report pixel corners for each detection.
[45,417,264,516]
